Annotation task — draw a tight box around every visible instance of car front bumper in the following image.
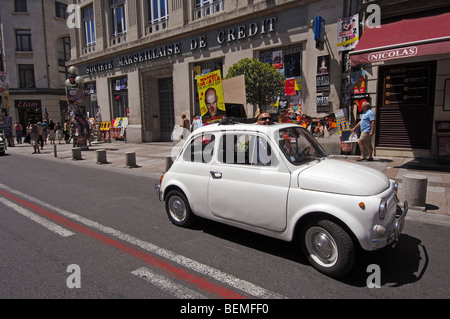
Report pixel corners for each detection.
[371,200,408,249]
[155,183,162,201]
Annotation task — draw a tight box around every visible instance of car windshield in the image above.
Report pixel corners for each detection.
[277,127,327,165]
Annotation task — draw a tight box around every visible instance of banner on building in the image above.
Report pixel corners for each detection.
[337,14,359,51]
[197,70,226,124]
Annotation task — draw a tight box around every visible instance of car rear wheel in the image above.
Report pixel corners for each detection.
[300,219,355,277]
[165,190,194,227]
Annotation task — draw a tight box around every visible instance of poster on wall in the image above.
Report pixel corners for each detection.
[351,70,366,94]
[352,94,371,115]
[197,70,226,124]
[316,75,330,93]
[272,50,283,69]
[316,95,330,113]
[337,14,359,51]
[317,55,330,75]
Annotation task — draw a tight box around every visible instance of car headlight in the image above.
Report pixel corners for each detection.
[379,199,387,220]
[393,181,398,191]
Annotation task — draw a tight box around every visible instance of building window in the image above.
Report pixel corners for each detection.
[193,0,224,20]
[85,83,98,120]
[112,77,128,118]
[16,29,32,51]
[259,44,303,79]
[55,1,68,19]
[58,37,71,86]
[82,6,96,46]
[15,0,27,12]
[111,0,126,36]
[146,0,169,33]
[18,64,35,88]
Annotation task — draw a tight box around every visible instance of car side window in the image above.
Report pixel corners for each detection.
[182,134,215,163]
[218,133,277,166]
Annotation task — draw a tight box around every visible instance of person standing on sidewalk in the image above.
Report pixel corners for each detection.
[351,101,375,161]
[30,121,40,154]
[55,121,63,144]
[48,120,56,144]
[14,121,23,144]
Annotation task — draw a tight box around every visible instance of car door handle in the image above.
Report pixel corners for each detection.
[210,171,222,179]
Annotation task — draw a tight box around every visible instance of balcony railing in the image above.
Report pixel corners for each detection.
[110,33,127,46]
[193,0,224,20]
[146,18,169,35]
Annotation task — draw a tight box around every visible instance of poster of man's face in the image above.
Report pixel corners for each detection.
[205,88,218,116]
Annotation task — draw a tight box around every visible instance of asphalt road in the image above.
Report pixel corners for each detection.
[1,153,449,303]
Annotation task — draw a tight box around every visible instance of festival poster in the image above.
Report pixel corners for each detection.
[337,14,359,52]
[285,78,296,96]
[352,94,371,115]
[197,70,226,124]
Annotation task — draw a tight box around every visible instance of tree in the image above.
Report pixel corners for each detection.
[225,58,284,114]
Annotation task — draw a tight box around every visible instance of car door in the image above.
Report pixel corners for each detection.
[208,132,290,232]
[174,132,216,216]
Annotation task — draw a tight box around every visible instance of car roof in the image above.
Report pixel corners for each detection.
[193,121,300,135]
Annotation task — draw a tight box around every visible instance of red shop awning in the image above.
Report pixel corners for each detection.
[350,12,450,66]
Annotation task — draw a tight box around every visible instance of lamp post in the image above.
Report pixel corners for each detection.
[65,66,89,150]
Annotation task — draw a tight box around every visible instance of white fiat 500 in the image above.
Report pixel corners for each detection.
[156,121,408,277]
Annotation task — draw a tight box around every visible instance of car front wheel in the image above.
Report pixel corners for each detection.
[300,219,355,277]
[165,190,194,227]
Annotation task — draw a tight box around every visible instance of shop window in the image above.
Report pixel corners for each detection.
[258,44,303,116]
[16,29,32,51]
[259,44,302,79]
[85,83,98,120]
[193,0,224,20]
[112,77,128,118]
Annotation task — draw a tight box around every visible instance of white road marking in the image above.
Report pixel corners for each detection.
[132,267,207,299]
[0,183,286,299]
[0,197,75,237]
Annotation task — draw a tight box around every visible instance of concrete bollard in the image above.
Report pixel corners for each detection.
[165,155,173,171]
[96,149,107,164]
[403,174,427,210]
[72,147,82,160]
[125,151,137,168]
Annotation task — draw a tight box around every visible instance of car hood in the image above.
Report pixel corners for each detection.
[297,159,390,196]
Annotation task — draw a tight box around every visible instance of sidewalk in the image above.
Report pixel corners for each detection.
[5,140,450,217]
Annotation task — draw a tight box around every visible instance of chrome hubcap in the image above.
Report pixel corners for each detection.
[169,196,186,222]
[305,227,338,267]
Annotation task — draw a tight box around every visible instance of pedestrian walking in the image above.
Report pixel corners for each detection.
[30,121,40,154]
[64,120,70,143]
[55,121,63,144]
[180,113,190,139]
[37,122,44,150]
[351,101,375,161]
[42,120,48,145]
[14,121,23,144]
[48,120,56,144]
